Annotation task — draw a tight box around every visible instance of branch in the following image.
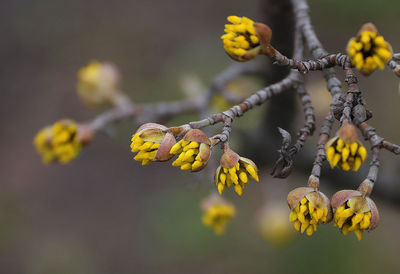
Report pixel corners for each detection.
[87,62,266,132]
[311,113,334,179]
[187,70,302,143]
[292,0,343,99]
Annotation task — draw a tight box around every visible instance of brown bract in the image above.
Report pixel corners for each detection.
[220,147,240,168]
[77,124,93,145]
[253,22,272,54]
[357,22,378,36]
[183,129,211,146]
[337,121,358,144]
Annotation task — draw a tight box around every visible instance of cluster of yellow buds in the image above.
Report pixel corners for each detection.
[325,121,367,171]
[201,194,235,235]
[77,60,120,105]
[221,15,271,62]
[130,123,176,165]
[258,203,295,246]
[169,129,211,172]
[34,119,91,164]
[214,146,259,196]
[331,188,379,241]
[287,185,332,236]
[347,23,392,76]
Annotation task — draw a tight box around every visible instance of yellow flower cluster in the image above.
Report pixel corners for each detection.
[130,123,176,165]
[34,120,81,164]
[131,134,160,165]
[289,197,329,236]
[170,140,209,171]
[216,159,259,196]
[202,203,235,235]
[221,15,259,59]
[334,199,371,241]
[77,60,119,105]
[347,28,392,75]
[326,138,367,171]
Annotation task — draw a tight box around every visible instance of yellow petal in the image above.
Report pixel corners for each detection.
[301,219,310,233]
[234,185,243,196]
[360,214,371,229]
[342,224,351,235]
[316,208,324,220]
[142,159,152,165]
[353,157,362,171]
[219,173,226,184]
[373,55,385,70]
[218,183,225,195]
[245,165,259,182]
[191,161,203,170]
[180,163,192,170]
[327,146,335,163]
[341,208,354,218]
[354,229,363,241]
[239,172,248,183]
[336,139,344,151]
[342,162,351,171]
[308,203,314,214]
[306,225,314,236]
[342,147,350,162]
[332,154,341,167]
[358,146,367,162]
[169,143,182,154]
[227,15,241,24]
[350,142,358,156]
[294,220,301,231]
[289,211,297,222]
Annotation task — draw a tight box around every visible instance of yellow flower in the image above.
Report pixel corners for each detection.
[131,123,176,165]
[325,122,367,171]
[221,16,271,62]
[77,60,120,105]
[347,23,392,76]
[201,195,235,235]
[221,16,259,59]
[169,129,211,171]
[215,147,259,196]
[258,204,295,246]
[34,120,82,164]
[287,187,332,236]
[331,190,380,241]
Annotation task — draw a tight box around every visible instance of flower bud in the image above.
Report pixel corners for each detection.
[131,123,176,165]
[215,147,259,196]
[347,22,392,76]
[331,189,380,240]
[325,122,367,171]
[77,60,120,105]
[287,187,332,236]
[201,194,235,235]
[221,15,272,62]
[169,129,211,172]
[34,119,84,164]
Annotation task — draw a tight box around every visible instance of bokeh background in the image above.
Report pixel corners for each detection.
[1,0,400,273]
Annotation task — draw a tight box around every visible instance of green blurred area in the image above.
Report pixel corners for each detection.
[1,0,400,273]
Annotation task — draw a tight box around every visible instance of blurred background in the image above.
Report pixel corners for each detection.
[1,0,400,273]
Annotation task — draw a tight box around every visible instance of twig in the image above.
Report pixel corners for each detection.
[311,113,334,179]
[188,70,302,141]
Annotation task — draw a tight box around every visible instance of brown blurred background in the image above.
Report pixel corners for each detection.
[1,0,400,273]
